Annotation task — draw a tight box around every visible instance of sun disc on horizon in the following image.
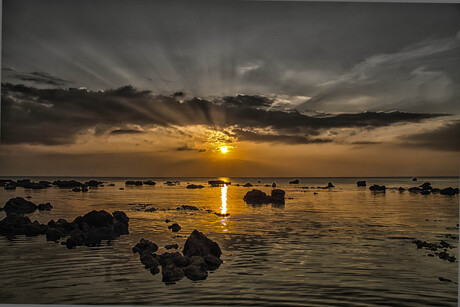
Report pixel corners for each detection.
[220,146,228,154]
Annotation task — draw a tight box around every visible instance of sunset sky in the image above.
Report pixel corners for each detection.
[1,0,459,177]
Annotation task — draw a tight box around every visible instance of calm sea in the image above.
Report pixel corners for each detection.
[0,177,458,306]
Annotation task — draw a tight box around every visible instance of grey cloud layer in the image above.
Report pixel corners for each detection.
[1,83,448,147]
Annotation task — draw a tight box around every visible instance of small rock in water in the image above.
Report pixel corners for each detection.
[289,179,299,184]
[186,184,204,189]
[165,244,179,250]
[357,181,366,187]
[168,223,181,232]
[243,183,253,187]
[133,238,159,254]
[38,202,53,211]
[369,184,386,192]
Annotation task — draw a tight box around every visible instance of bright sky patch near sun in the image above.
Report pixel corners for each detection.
[0,0,459,176]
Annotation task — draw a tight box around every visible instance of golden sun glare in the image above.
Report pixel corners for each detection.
[220,146,228,154]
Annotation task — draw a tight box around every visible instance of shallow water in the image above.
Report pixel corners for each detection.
[0,177,458,306]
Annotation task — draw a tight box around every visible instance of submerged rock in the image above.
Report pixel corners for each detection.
[0,213,47,237]
[3,197,38,215]
[186,184,204,189]
[440,187,459,195]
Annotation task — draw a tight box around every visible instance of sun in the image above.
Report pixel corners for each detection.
[220,146,228,154]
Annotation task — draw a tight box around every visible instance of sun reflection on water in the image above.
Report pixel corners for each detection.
[220,185,228,231]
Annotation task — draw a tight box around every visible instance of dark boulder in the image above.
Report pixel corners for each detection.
[270,189,286,204]
[289,179,300,184]
[243,183,253,187]
[162,264,185,282]
[183,263,208,281]
[408,187,421,193]
[38,202,53,211]
[140,252,160,269]
[0,214,47,236]
[357,181,366,187]
[204,254,223,270]
[160,252,188,267]
[243,189,270,204]
[420,190,431,195]
[412,177,417,181]
[272,182,277,188]
[3,197,38,215]
[85,180,103,187]
[143,180,156,185]
[440,187,459,195]
[419,182,432,190]
[326,182,334,188]
[81,210,114,228]
[53,180,83,188]
[183,229,222,258]
[46,227,66,241]
[132,238,159,254]
[168,223,181,232]
[369,184,386,191]
[398,187,405,192]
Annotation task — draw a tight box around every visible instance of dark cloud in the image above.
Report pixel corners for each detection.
[0,83,449,146]
[175,144,195,151]
[350,141,382,145]
[231,129,331,145]
[7,70,73,86]
[401,121,460,151]
[109,129,145,135]
[221,95,273,108]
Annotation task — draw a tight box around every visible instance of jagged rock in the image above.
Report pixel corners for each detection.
[204,254,223,270]
[272,182,276,187]
[289,179,299,184]
[150,266,160,275]
[0,213,47,236]
[168,223,181,232]
[183,229,222,258]
[132,238,159,254]
[46,227,65,241]
[38,202,53,211]
[357,181,366,187]
[183,263,208,281]
[186,184,204,189]
[3,197,38,215]
[140,252,160,269]
[160,252,188,267]
[369,184,386,191]
[162,264,185,282]
[326,182,334,188]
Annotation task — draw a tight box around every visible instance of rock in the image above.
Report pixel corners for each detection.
[439,277,452,282]
[270,189,286,204]
[264,184,270,187]
[108,183,115,186]
[419,182,432,190]
[85,180,103,187]
[408,187,421,193]
[369,184,386,191]
[431,188,440,194]
[440,187,459,195]
[168,223,181,232]
[243,189,269,204]
[183,264,208,281]
[165,244,179,250]
[243,183,253,187]
[272,182,276,188]
[186,184,204,189]
[144,207,157,212]
[72,187,81,192]
[412,177,417,181]
[357,181,366,187]
[326,182,334,188]
[208,180,230,187]
[420,190,431,195]
[4,185,16,190]
[81,210,114,228]
[150,266,160,275]
[140,252,160,269]
[165,219,171,223]
[3,197,38,215]
[160,252,188,267]
[81,187,89,192]
[132,238,159,254]
[161,264,185,282]
[183,229,222,258]
[119,188,124,190]
[398,187,405,192]
[289,179,300,184]
[0,213,47,236]
[38,202,53,211]
[143,180,156,185]
[53,180,83,188]
[204,254,223,270]
[45,227,65,241]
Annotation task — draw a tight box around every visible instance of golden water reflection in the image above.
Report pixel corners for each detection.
[220,185,228,231]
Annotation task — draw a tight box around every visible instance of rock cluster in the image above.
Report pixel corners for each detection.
[2,197,41,215]
[413,239,456,262]
[125,180,143,186]
[369,184,386,191]
[133,230,222,283]
[357,181,366,187]
[186,184,204,189]
[243,189,286,205]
